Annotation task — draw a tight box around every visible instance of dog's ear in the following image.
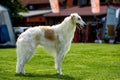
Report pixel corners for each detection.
[71,14,75,24]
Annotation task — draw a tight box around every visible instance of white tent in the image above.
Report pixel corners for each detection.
[0,5,15,47]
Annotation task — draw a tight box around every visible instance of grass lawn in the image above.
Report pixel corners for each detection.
[0,43,120,80]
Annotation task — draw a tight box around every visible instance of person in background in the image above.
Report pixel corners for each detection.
[114,26,120,43]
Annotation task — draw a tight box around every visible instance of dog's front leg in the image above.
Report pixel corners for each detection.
[55,51,64,75]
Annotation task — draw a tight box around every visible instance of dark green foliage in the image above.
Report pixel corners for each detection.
[0,0,28,18]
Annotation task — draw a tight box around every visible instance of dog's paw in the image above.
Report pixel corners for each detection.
[59,71,63,75]
[15,73,26,76]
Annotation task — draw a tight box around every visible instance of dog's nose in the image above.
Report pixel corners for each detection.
[84,23,87,27]
[83,22,87,27]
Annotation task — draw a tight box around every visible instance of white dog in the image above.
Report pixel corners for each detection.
[16,13,86,75]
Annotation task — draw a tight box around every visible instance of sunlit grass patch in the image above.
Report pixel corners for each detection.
[0,43,120,80]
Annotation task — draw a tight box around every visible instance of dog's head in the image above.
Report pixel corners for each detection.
[70,13,86,29]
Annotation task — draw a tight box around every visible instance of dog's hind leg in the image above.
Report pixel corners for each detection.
[16,43,36,75]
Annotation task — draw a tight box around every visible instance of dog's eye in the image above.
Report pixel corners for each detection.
[78,18,80,20]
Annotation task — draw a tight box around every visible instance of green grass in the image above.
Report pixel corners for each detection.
[0,43,120,80]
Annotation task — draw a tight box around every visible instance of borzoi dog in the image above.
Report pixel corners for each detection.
[16,13,86,75]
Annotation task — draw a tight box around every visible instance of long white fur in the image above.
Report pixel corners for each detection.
[16,13,86,75]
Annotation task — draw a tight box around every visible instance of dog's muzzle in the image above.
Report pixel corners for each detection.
[76,23,86,30]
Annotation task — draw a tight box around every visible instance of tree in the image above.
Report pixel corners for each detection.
[0,0,28,18]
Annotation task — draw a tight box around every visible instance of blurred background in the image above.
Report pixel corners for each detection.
[0,0,120,47]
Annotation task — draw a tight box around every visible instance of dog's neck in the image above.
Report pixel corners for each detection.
[56,17,76,41]
[61,16,76,32]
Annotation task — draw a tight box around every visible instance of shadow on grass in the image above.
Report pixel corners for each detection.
[15,73,76,80]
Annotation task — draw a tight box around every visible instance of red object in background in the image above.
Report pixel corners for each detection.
[73,28,79,42]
